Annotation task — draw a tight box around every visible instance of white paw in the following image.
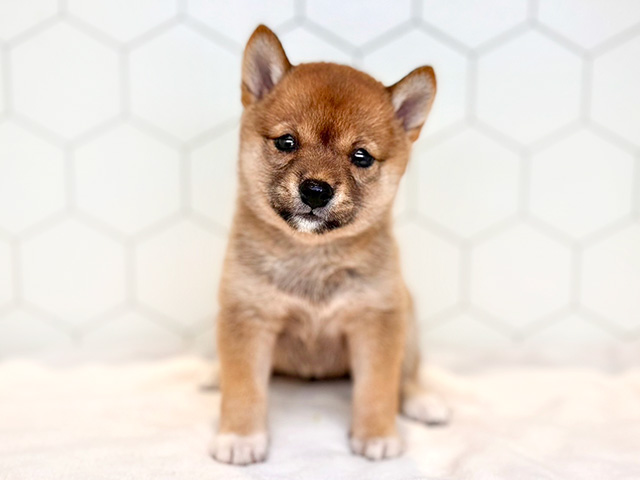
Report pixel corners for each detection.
[209,432,268,465]
[402,392,451,425]
[350,435,404,460]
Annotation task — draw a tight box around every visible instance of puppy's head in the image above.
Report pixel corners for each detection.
[237,25,436,240]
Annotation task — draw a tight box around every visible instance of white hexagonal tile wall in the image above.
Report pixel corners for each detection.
[11,23,120,139]
[364,30,468,137]
[187,0,295,45]
[524,314,614,356]
[424,314,513,363]
[581,225,640,332]
[281,28,353,65]
[21,220,126,325]
[130,25,240,141]
[422,0,528,48]
[476,31,582,144]
[0,239,12,307]
[190,127,238,230]
[470,224,572,327]
[76,124,181,234]
[81,312,183,359]
[0,310,72,357]
[192,326,215,357]
[592,36,640,147]
[0,51,4,116]
[306,0,412,47]
[135,221,224,325]
[0,0,57,41]
[393,168,412,220]
[0,123,65,233]
[530,130,634,238]
[537,0,640,49]
[395,223,460,319]
[416,128,520,237]
[68,0,177,43]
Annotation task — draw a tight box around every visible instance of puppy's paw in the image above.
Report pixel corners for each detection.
[350,435,404,460]
[402,392,451,426]
[209,432,268,465]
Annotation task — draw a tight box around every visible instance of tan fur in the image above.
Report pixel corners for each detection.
[212,25,444,464]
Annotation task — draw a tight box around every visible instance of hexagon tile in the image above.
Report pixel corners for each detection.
[0,123,65,233]
[0,1,639,369]
[415,128,520,237]
[11,23,120,139]
[129,25,240,140]
[75,124,181,234]
[470,224,572,330]
[529,130,634,238]
[21,220,126,327]
[135,221,225,327]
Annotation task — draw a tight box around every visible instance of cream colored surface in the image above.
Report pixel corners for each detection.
[1,357,638,479]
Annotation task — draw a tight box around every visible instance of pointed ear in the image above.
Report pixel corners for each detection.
[241,25,292,107]
[387,66,436,142]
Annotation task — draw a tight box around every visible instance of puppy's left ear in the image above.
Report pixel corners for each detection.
[241,25,292,107]
[387,66,436,142]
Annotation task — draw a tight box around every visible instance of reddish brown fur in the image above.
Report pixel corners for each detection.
[211,25,442,465]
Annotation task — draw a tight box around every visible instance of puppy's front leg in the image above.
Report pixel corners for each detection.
[210,310,276,465]
[347,311,405,460]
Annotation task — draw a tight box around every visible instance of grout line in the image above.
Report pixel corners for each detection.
[182,17,243,56]
[633,155,640,218]
[591,23,640,56]
[531,21,586,57]
[299,20,359,56]
[569,246,582,307]
[125,239,137,304]
[64,146,75,212]
[415,19,471,55]
[1,45,12,115]
[10,239,22,304]
[458,243,471,305]
[64,14,122,50]
[465,52,477,123]
[6,15,59,49]
[580,56,593,121]
[179,148,190,213]
[517,152,531,217]
[474,22,529,56]
[119,51,130,117]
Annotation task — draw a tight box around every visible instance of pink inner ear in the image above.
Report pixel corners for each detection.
[396,94,425,131]
[254,56,275,99]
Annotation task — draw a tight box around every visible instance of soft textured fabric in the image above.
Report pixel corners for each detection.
[1,357,639,479]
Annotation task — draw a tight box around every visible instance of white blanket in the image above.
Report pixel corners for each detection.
[1,357,639,480]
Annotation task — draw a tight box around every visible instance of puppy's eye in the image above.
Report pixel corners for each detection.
[351,148,375,168]
[274,134,297,152]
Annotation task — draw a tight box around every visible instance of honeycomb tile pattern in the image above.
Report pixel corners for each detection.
[1,1,639,369]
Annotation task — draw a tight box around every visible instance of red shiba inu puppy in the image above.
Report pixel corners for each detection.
[211,25,449,465]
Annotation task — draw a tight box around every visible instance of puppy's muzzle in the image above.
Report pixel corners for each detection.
[299,179,334,209]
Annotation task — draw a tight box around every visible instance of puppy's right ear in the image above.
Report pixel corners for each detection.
[241,25,292,107]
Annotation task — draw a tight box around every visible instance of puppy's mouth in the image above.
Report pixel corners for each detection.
[275,208,342,234]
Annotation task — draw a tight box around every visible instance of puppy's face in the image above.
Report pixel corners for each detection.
[238,26,436,240]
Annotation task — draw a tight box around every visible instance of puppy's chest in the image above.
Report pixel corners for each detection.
[258,249,362,304]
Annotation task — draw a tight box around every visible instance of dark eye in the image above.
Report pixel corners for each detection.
[274,134,297,152]
[351,148,375,168]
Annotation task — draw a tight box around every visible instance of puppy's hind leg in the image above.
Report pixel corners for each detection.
[400,319,451,426]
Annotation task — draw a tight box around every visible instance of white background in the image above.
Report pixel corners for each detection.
[0,0,639,370]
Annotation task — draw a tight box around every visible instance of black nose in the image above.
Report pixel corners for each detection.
[299,179,334,209]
